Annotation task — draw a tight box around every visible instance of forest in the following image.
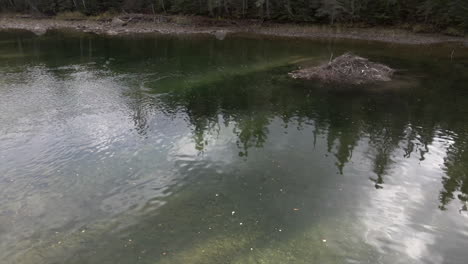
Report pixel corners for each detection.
[0,0,467,30]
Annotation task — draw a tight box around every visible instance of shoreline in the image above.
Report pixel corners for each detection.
[1,15,467,45]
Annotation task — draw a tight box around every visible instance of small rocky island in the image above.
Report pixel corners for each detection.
[289,53,395,84]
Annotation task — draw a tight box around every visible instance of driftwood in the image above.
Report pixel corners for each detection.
[289,53,394,84]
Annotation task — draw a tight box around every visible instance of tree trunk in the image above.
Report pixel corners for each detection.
[160,0,166,14]
[25,0,39,13]
[285,0,293,18]
[151,3,156,23]
[266,0,270,18]
[242,0,246,17]
[224,0,229,16]
[208,0,214,16]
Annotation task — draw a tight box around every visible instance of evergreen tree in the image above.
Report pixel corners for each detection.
[0,0,466,30]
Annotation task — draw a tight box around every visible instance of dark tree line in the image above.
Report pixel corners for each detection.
[1,0,467,29]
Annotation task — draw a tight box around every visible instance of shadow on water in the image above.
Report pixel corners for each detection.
[1,31,468,263]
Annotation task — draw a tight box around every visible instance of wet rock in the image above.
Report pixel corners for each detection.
[32,26,47,36]
[213,30,227,40]
[289,53,395,84]
[111,18,125,27]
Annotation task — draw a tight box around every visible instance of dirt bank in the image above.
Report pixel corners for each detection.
[1,15,467,45]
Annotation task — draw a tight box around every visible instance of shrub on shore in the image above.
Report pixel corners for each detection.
[55,11,86,21]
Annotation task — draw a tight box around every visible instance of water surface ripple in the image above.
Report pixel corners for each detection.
[0,31,468,264]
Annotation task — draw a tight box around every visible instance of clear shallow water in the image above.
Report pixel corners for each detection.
[0,30,468,264]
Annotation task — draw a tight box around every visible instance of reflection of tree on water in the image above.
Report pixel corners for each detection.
[6,32,468,264]
[369,130,396,189]
[235,115,270,157]
[136,61,468,212]
[440,137,468,212]
[128,94,151,136]
[14,29,466,213]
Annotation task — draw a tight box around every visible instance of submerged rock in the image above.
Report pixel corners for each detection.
[213,30,228,40]
[32,26,47,36]
[289,53,394,84]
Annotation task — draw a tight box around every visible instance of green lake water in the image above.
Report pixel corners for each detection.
[0,30,468,264]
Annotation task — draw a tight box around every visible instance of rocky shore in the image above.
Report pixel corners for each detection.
[1,15,467,45]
